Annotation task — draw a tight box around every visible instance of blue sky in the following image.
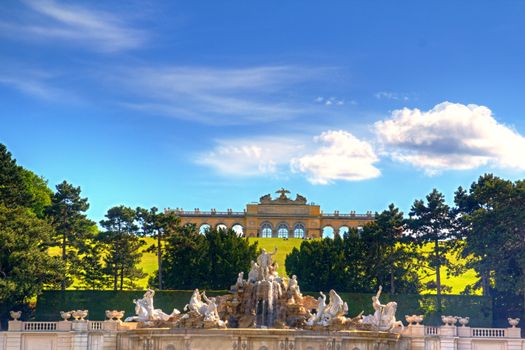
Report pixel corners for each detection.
[1,1,525,221]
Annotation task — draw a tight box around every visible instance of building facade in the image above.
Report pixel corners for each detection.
[170,188,375,238]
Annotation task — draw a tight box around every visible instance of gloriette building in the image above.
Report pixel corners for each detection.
[170,188,374,238]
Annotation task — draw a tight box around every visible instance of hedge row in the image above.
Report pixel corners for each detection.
[35,290,492,327]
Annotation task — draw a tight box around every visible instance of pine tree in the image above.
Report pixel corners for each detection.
[46,181,95,290]
[100,206,145,290]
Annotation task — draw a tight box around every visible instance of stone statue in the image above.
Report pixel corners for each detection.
[185,288,207,315]
[202,292,220,321]
[235,272,245,289]
[125,289,180,322]
[306,292,327,326]
[361,286,403,331]
[257,247,277,280]
[325,289,348,319]
[248,260,259,282]
[295,194,307,204]
[259,194,272,203]
[275,188,290,200]
[288,275,302,299]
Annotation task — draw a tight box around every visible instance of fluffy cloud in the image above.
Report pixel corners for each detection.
[196,138,304,177]
[198,131,380,184]
[375,102,525,174]
[290,130,380,184]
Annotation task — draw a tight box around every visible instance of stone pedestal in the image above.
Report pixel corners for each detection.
[439,326,457,337]
[6,322,22,332]
[507,327,521,338]
[457,326,470,337]
[57,321,72,332]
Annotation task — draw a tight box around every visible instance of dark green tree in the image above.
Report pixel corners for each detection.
[161,224,257,290]
[99,206,146,290]
[78,239,109,290]
[360,204,419,294]
[137,207,180,289]
[0,144,37,210]
[454,174,514,296]
[46,181,96,290]
[20,169,53,218]
[408,189,456,309]
[0,205,64,304]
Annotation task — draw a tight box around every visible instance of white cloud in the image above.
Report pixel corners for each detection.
[375,102,525,174]
[0,67,67,100]
[196,137,304,177]
[290,130,380,184]
[115,65,325,124]
[1,0,146,52]
[198,131,380,184]
[375,91,410,101]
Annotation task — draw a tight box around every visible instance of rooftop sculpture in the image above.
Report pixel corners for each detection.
[125,248,403,332]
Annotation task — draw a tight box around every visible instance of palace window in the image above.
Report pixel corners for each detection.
[293,223,305,238]
[277,223,289,238]
[261,223,272,238]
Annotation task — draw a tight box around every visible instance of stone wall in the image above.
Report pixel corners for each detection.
[1,320,524,350]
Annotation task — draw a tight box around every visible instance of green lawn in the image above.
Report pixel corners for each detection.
[50,237,479,294]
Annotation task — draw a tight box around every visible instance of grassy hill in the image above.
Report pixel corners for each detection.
[50,237,478,294]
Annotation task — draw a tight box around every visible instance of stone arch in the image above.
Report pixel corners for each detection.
[232,223,244,236]
[338,225,350,237]
[293,223,306,238]
[277,222,289,238]
[165,345,176,350]
[260,222,273,238]
[199,223,211,234]
[322,225,334,239]
[216,223,228,231]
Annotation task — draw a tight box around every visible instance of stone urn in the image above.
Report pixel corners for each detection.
[413,315,424,325]
[405,315,416,325]
[60,311,72,321]
[105,310,116,320]
[458,317,470,327]
[441,315,458,326]
[114,311,125,321]
[10,311,21,321]
[508,318,520,328]
[72,310,88,321]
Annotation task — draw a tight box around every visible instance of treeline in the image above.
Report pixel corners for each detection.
[1,142,525,313]
[286,178,525,311]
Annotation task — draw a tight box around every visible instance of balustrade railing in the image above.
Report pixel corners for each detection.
[89,321,104,331]
[425,326,440,336]
[23,322,57,331]
[471,328,506,338]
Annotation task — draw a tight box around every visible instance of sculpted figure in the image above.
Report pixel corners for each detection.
[248,260,259,282]
[288,275,302,299]
[236,272,245,289]
[325,289,348,319]
[202,292,219,320]
[361,286,402,331]
[185,288,206,315]
[257,247,277,279]
[306,292,326,326]
[125,289,179,322]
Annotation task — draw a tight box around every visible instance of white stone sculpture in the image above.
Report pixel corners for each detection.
[60,311,71,321]
[458,317,470,327]
[361,286,403,331]
[10,311,21,321]
[235,272,245,289]
[256,247,277,280]
[288,275,301,297]
[508,318,520,328]
[248,260,259,282]
[306,292,327,326]
[124,289,180,322]
[325,289,348,319]
[71,310,88,321]
[106,310,125,321]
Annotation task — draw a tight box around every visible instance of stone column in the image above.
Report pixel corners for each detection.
[400,324,425,350]
[71,321,89,350]
[439,326,457,350]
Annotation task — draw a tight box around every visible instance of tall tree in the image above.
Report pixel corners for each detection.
[137,207,180,289]
[408,189,456,309]
[0,205,64,304]
[46,181,95,290]
[454,174,514,296]
[161,225,257,290]
[100,206,145,291]
[0,144,34,209]
[361,204,419,294]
